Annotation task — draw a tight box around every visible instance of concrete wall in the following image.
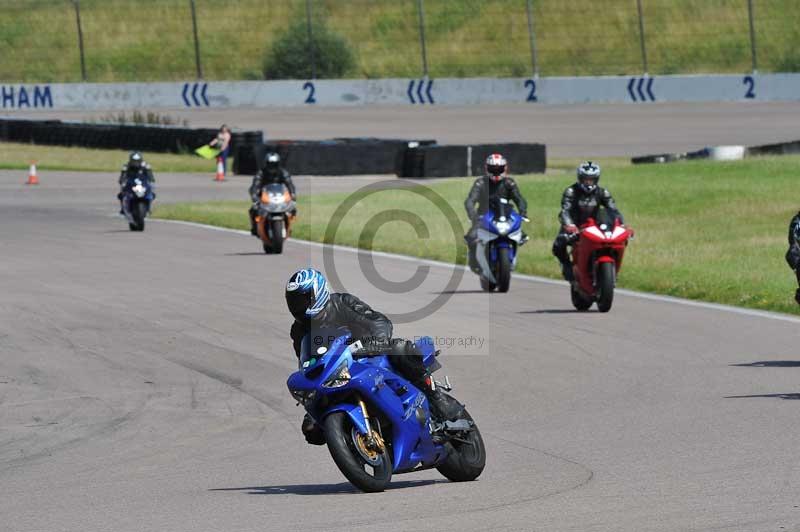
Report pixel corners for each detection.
[1,74,798,110]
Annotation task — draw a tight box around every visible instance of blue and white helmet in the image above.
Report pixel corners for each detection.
[285,268,330,320]
[577,161,601,193]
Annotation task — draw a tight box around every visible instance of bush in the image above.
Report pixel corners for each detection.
[263,21,355,80]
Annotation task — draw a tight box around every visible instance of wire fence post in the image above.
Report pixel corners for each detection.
[416,0,429,77]
[525,0,539,77]
[305,0,316,79]
[72,0,87,81]
[189,0,203,79]
[636,0,649,74]
[747,0,758,73]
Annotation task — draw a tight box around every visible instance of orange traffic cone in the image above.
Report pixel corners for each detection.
[214,157,225,182]
[26,162,39,185]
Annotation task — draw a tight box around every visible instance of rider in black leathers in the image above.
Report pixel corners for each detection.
[785,211,800,304]
[248,152,297,235]
[286,268,463,445]
[464,154,528,272]
[552,161,624,282]
[117,151,154,214]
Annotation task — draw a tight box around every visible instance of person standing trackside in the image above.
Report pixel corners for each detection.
[209,124,232,176]
[785,211,800,305]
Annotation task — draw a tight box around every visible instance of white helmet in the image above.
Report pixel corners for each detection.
[485,153,508,182]
[577,161,600,193]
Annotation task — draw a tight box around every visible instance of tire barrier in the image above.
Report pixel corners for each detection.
[401,142,547,178]
[0,117,262,156]
[237,139,545,178]
[0,117,547,178]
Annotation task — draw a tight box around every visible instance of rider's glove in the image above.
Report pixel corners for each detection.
[565,224,579,234]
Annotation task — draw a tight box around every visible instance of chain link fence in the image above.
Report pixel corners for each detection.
[1,0,798,82]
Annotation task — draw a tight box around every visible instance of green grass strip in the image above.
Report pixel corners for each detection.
[154,155,800,315]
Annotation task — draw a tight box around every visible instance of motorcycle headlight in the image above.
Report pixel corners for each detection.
[290,389,317,405]
[132,184,146,198]
[268,192,285,205]
[494,220,511,235]
[323,362,351,388]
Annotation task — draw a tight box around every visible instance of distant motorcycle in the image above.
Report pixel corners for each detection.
[569,218,633,312]
[121,176,154,232]
[254,182,296,254]
[475,198,528,292]
[287,328,486,493]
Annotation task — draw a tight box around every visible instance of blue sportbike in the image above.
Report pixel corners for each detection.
[287,328,485,492]
[121,175,155,232]
[474,197,527,292]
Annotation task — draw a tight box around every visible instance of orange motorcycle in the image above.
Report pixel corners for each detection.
[254,182,296,254]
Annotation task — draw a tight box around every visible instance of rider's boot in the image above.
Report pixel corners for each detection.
[466,241,480,273]
[414,375,465,422]
[301,413,326,445]
[249,210,258,236]
[795,288,800,306]
[520,231,530,245]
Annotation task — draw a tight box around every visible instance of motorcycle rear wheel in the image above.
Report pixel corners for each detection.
[436,409,486,482]
[570,284,593,311]
[324,412,392,493]
[596,262,616,312]
[479,277,496,292]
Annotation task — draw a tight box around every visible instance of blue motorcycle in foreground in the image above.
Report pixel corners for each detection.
[287,328,485,492]
[121,176,154,232]
[475,198,528,292]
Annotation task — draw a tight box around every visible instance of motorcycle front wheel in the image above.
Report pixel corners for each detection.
[596,261,616,312]
[496,247,511,293]
[129,201,146,232]
[269,218,285,254]
[324,412,392,493]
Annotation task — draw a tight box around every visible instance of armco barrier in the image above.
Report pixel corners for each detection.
[632,139,800,164]
[2,74,800,110]
[747,140,800,156]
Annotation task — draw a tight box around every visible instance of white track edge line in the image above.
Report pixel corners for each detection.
[153,218,800,325]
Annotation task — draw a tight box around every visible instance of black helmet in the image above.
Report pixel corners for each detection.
[128,151,143,170]
[285,268,330,321]
[263,152,280,172]
[577,161,600,193]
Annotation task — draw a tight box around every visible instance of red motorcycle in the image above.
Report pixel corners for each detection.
[569,218,633,312]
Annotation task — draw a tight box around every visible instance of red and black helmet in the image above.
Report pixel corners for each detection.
[485,153,508,182]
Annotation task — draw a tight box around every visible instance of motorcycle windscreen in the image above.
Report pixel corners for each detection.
[298,326,353,366]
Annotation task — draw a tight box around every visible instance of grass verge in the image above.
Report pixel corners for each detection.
[0,142,216,173]
[3,0,798,82]
[154,155,800,315]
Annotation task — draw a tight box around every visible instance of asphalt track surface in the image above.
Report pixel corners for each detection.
[2,167,800,532]
[10,101,800,157]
